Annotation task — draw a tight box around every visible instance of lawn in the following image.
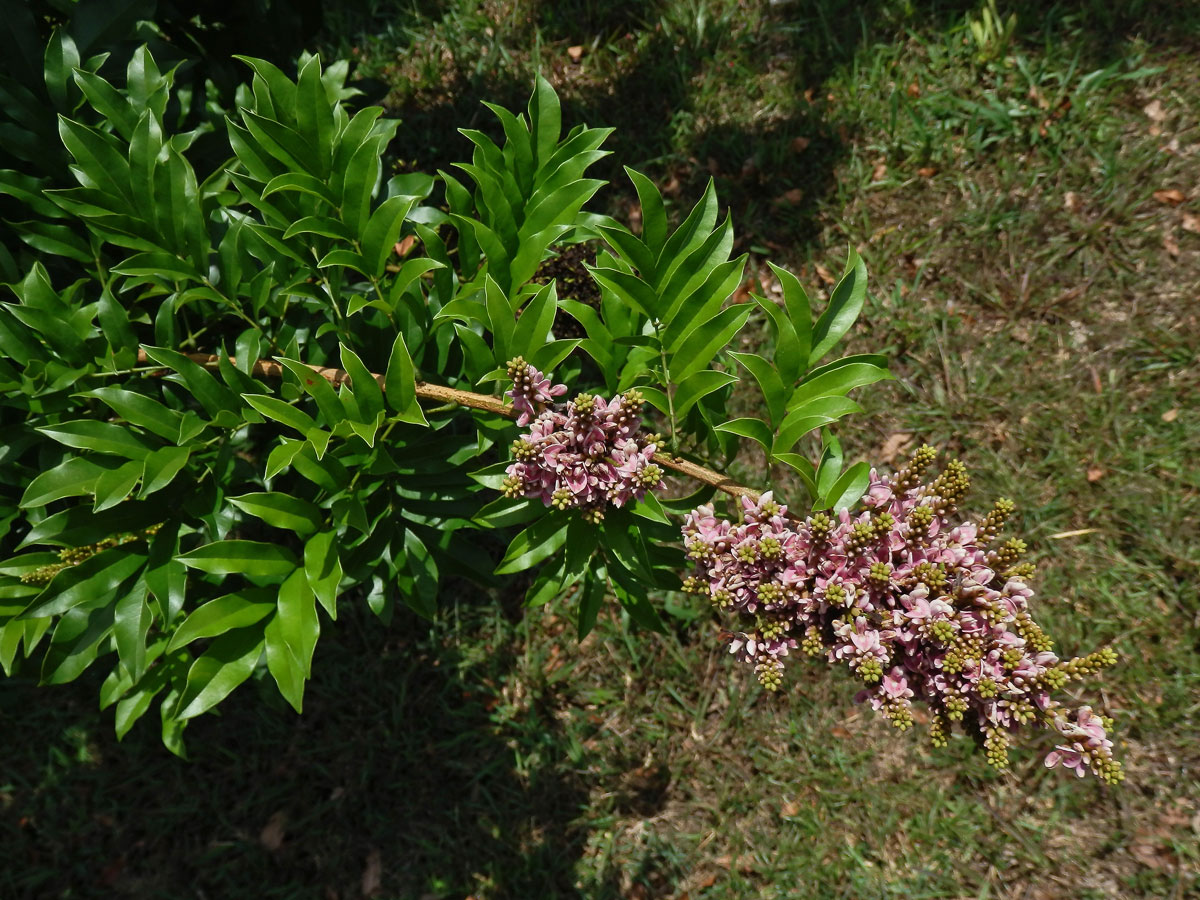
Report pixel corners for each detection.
[2,1,1198,897]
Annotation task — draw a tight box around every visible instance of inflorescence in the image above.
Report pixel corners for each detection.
[20,524,163,586]
[680,446,1123,782]
[502,358,666,522]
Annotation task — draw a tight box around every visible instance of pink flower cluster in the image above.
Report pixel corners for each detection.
[502,358,665,522]
[681,446,1123,782]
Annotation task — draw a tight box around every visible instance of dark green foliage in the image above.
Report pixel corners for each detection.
[0,38,883,751]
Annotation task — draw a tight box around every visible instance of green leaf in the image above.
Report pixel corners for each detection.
[35,420,154,461]
[110,250,201,283]
[146,525,186,625]
[624,167,667,257]
[276,358,345,426]
[339,343,384,423]
[315,248,368,274]
[140,445,191,497]
[816,435,844,500]
[576,572,605,640]
[672,369,737,418]
[261,171,336,206]
[360,194,416,277]
[495,511,570,575]
[73,67,137,138]
[97,289,137,359]
[822,461,871,511]
[282,215,353,242]
[788,361,892,411]
[22,548,146,619]
[165,591,275,653]
[400,529,439,619]
[728,351,788,426]
[383,331,426,424]
[113,580,152,682]
[177,541,299,578]
[763,262,812,381]
[44,30,81,110]
[472,496,544,530]
[264,567,319,712]
[586,266,658,318]
[58,116,132,207]
[295,54,334,174]
[175,626,265,720]
[265,438,305,479]
[80,386,185,442]
[20,457,104,508]
[41,603,115,685]
[809,248,867,366]
[773,453,818,502]
[339,131,385,238]
[304,532,342,620]
[510,281,557,361]
[668,303,753,382]
[141,346,240,420]
[229,492,323,536]
[521,337,574,374]
[714,417,774,451]
[528,75,562,171]
[484,275,514,362]
[92,459,142,511]
[242,393,316,434]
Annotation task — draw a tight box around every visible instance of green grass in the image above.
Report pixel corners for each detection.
[4,1,1200,897]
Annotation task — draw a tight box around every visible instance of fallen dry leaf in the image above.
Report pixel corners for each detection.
[627,202,643,233]
[1064,191,1080,212]
[361,848,382,897]
[871,162,888,181]
[791,136,810,153]
[830,725,851,739]
[567,45,584,63]
[781,800,801,817]
[1164,232,1180,257]
[879,432,913,463]
[1130,834,1176,870]
[774,187,804,206]
[1162,408,1179,423]
[917,166,937,178]
[1143,99,1167,122]
[714,854,754,873]
[259,811,287,851]
[731,276,757,304]
[907,81,921,98]
[1086,465,1104,483]
[1153,188,1187,206]
[1182,212,1200,234]
[814,264,836,286]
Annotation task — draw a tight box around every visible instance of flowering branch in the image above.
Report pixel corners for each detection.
[681,447,1124,782]
[133,350,757,503]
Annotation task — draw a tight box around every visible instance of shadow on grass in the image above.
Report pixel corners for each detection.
[0,601,616,899]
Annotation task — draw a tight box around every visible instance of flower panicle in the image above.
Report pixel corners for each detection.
[501,360,665,519]
[682,446,1123,782]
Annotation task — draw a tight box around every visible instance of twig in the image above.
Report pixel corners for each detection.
[133,349,765,505]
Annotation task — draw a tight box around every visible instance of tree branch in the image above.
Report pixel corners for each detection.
[135,350,767,505]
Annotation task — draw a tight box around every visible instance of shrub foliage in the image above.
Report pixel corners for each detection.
[0,42,886,753]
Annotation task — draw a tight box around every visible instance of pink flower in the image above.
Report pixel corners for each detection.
[682,451,1123,781]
